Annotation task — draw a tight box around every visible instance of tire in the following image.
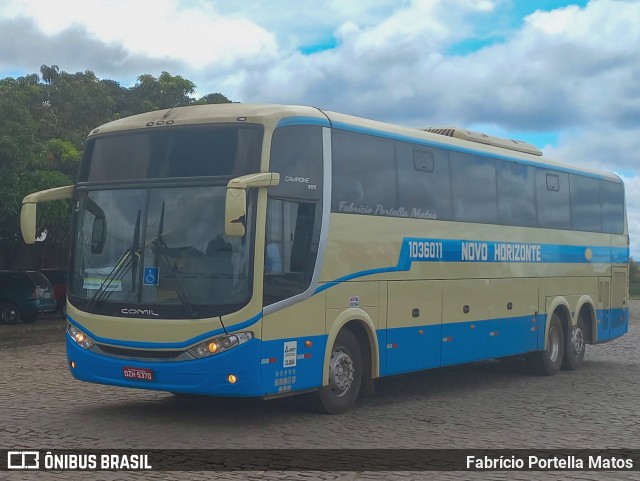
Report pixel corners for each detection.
[0,303,20,323]
[57,300,66,319]
[528,313,564,376]
[22,315,37,324]
[314,329,363,414]
[562,317,586,370]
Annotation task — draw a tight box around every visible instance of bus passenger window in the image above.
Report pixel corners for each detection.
[264,199,320,306]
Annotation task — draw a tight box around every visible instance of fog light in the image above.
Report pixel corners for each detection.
[70,361,76,369]
[227,374,237,384]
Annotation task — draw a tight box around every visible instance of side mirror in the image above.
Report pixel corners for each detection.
[91,217,106,253]
[21,185,74,244]
[20,203,37,245]
[224,173,280,237]
[225,188,247,237]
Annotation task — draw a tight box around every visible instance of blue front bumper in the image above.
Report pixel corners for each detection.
[66,334,265,397]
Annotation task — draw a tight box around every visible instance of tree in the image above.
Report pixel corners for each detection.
[196,92,232,104]
[0,66,232,268]
[131,71,197,112]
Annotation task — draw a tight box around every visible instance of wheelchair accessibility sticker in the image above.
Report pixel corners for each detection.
[143,267,159,286]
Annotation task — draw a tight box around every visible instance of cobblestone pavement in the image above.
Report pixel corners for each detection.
[1,304,640,480]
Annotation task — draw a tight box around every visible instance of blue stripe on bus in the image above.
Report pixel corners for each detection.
[380,314,545,376]
[276,116,331,128]
[596,307,629,343]
[330,121,617,181]
[315,239,629,294]
[398,239,629,266]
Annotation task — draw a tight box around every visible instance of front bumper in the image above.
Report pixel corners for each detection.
[66,334,265,397]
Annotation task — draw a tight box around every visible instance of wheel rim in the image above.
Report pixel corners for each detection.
[328,347,354,397]
[570,327,585,357]
[1,306,16,323]
[548,325,560,363]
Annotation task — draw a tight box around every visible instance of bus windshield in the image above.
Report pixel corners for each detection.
[70,184,254,319]
[79,124,263,182]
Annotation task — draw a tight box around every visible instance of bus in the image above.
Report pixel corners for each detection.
[21,104,629,414]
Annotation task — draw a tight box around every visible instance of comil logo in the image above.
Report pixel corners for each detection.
[8,451,39,469]
[121,308,160,317]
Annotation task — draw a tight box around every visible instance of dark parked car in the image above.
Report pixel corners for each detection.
[41,269,67,318]
[0,270,57,323]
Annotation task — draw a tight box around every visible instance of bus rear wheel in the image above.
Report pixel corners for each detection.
[528,312,564,375]
[314,329,362,414]
[562,317,586,370]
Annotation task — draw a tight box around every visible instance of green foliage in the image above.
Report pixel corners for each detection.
[196,92,232,105]
[42,138,81,177]
[0,65,232,255]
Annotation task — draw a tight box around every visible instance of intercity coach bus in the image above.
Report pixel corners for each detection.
[21,104,629,414]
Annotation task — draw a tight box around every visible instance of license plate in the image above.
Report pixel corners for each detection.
[122,366,154,381]
[43,292,52,298]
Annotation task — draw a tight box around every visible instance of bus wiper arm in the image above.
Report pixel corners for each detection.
[87,211,141,309]
[152,203,198,318]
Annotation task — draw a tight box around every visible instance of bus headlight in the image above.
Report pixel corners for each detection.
[188,332,253,359]
[67,324,95,350]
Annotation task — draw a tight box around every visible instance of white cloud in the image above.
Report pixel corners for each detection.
[4,0,278,68]
[223,0,639,136]
[1,0,639,252]
[620,174,640,259]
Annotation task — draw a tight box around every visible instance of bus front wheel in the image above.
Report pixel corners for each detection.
[528,313,564,376]
[315,329,362,414]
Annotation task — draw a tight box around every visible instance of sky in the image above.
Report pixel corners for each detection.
[1,0,639,256]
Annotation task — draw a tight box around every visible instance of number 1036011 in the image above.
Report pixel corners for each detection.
[408,241,443,260]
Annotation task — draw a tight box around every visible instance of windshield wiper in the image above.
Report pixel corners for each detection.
[152,202,198,318]
[86,210,141,309]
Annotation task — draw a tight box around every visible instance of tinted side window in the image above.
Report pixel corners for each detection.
[450,152,498,223]
[269,125,323,200]
[263,199,320,306]
[396,143,452,220]
[332,130,397,215]
[497,161,536,227]
[570,175,601,232]
[600,180,625,234]
[537,170,571,229]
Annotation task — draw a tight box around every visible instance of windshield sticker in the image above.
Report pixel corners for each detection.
[143,267,159,286]
[83,278,122,291]
[284,341,297,368]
